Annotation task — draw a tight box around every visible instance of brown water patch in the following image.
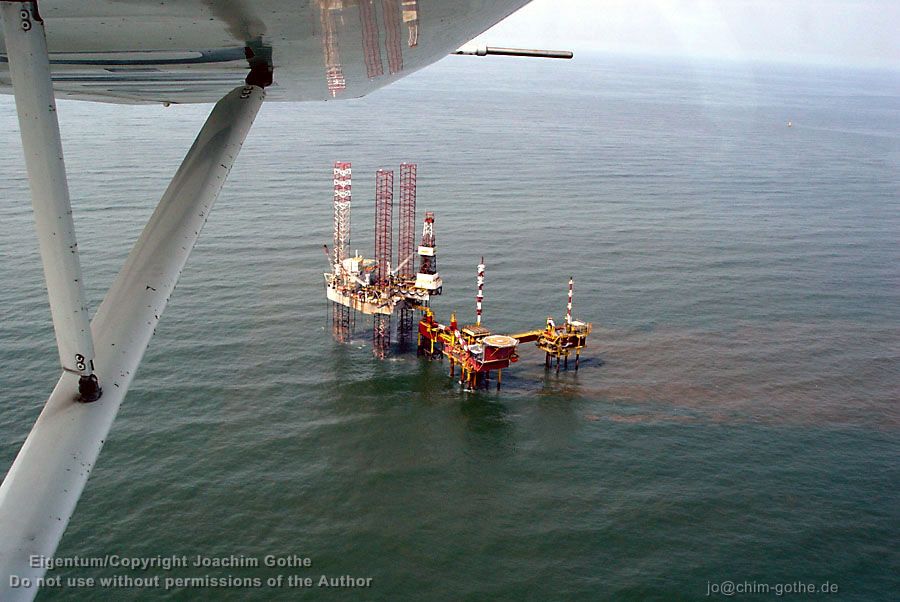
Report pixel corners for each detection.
[582,321,900,429]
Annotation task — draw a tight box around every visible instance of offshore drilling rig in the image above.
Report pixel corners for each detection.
[323,161,441,357]
[323,161,593,388]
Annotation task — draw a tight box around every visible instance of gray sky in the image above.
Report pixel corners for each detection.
[477,0,899,68]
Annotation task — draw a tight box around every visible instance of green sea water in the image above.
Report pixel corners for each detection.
[1,54,898,600]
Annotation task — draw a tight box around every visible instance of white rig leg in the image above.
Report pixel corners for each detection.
[0,1,100,400]
[0,84,265,601]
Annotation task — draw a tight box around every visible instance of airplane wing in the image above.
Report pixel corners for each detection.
[0,2,535,600]
[0,0,534,104]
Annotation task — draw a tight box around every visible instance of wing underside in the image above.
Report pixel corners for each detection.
[0,0,533,104]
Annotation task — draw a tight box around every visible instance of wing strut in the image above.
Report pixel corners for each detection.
[1,1,100,400]
[0,6,265,595]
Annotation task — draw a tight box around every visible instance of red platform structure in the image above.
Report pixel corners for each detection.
[418,261,593,389]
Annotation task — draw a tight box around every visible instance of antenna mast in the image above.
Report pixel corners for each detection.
[476,257,485,326]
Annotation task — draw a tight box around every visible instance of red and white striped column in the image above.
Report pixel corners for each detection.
[566,276,574,326]
[476,257,485,326]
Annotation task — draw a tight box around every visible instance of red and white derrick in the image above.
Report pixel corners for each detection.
[331,161,352,341]
[397,163,417,279]
[397,163,418,347]
[373,169,394,357]
[332,161,352,272]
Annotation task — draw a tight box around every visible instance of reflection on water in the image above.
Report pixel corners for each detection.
[460,396,511,434]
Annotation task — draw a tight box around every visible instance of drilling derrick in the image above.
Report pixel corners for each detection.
[333,161,352,270]
[397,163,417,347]
[373,169,394,357]
[332,161,352,341]
[374,169,394,284]
[397,163,417,279]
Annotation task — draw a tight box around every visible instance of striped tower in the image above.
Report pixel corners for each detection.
[476,257,485,326]
[332,162,352,271]
[566,276,574,326]
[331,162,352,342]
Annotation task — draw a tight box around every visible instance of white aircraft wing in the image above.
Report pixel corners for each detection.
[0,2,534,600]
[0,0,533,104]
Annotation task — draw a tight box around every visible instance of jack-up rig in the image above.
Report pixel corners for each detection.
[323,161,592,388]
[323,162,441,358]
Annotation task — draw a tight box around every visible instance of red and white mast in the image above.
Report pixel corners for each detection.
[476,257,485,326]
[566,276,574,326]
[332,161,351,274]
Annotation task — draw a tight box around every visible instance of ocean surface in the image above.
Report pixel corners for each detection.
[1,54,898,600]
